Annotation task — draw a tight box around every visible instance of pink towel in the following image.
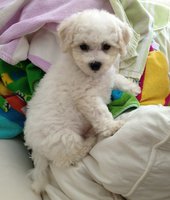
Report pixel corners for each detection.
[0,0,113,71]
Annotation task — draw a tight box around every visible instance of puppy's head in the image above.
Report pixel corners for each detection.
[57,9,131,76]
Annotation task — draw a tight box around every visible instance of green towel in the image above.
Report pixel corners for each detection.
[108,90,140,118]
[109,0,153,80]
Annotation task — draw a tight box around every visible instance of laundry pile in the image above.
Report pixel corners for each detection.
[0,0,170,138]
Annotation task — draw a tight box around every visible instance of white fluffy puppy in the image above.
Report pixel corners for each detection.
[24,9,140,193]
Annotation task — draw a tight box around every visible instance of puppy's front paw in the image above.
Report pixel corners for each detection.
[127,82,141,96]
[98,120,124,141]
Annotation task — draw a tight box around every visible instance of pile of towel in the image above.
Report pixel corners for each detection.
[0,0,169,138]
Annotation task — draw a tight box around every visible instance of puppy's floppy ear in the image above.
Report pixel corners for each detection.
[117,22,132,56]
[57,15,77,52]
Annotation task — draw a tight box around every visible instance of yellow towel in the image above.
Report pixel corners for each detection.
[137,51,170,105]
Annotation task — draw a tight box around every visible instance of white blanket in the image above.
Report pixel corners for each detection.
[43,105,170,200]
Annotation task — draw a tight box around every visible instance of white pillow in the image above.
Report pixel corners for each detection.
[47,105,170,200]
[86,105,170,200]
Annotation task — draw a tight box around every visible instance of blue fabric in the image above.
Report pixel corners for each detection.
[0,115,23,138]
[111,90,123,100]
[0,107,25,138]
[0,107,25,127]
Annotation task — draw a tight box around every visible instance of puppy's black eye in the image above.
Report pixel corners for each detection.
[102,43,111,51]
[79,43,89,51]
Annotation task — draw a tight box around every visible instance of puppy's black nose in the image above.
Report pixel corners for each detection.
[89,61,102,71]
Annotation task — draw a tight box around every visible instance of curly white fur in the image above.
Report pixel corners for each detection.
[24,9,140,194]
